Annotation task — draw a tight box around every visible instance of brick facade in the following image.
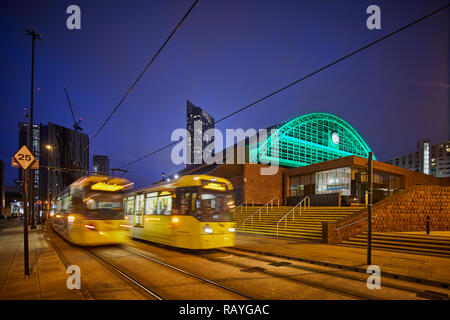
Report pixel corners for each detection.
[323,185,450,244]
[243,163,286,205]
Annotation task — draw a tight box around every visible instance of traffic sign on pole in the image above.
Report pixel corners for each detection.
[14,145,35,170]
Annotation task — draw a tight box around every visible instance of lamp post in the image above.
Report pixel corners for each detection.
[367,152,373,265]
[25,29,42,230]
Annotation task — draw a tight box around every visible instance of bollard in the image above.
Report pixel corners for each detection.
[426,215,430,235]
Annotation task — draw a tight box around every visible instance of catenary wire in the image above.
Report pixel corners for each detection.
[85,0,200,152]
[118,3,449,169]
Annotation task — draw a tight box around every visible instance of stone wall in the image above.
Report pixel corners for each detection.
[322,185,450,244]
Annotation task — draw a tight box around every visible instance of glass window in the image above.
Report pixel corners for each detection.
[62,194,71,210]
[144,193,157,215]
[157,196,172,215]
[135,194,144,216]
[191,193,200,211]
[126,196,135,215]
[315,167,351,196]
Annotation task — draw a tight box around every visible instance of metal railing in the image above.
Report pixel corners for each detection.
[242,197,279,231]
[334,215,376,232]
[276,196,310,237]
[231,199,254,219]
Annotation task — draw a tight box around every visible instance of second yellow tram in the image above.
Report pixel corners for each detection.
[123,175,236,249]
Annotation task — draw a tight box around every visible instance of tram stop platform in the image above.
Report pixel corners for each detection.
[0,223,83,300]
[233,233,450,287]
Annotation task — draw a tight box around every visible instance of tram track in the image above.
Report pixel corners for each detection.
[45,222,447,300]
[44,224,159,300]
[127,240,368,300]
[46,224,253,300]
[116,244,255,300]
[216,247,450,300]
[198,250,372,300]
[83,247,164,300]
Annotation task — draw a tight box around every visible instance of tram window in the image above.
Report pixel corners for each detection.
[191,193,200,211]
[144,194,157,215]
[179,192,190,215]
[62,194,72,210]
[157,196,172,215]
[126,196,135,215]
[135,194,144,216]
[202,193,216,209]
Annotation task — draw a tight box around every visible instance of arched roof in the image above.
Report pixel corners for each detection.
[251,112,375,167]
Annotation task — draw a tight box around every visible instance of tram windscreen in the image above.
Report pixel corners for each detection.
[83,191,125,220]
[196,191,233,222]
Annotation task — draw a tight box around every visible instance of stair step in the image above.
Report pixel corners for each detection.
[341,241,450,256]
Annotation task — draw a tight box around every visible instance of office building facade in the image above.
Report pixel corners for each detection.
[17,123,41,206]
[18,122,89,208]
[386,139,450,177]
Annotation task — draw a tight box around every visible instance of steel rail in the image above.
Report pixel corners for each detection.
[119,245,255,300]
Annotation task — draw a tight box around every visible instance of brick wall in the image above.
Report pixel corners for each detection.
[243,163,285,205]
[323,185,450,244]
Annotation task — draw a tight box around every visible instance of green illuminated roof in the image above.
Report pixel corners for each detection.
[249,112,375,167]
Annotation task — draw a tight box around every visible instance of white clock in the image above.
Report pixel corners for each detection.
[331,132,339,145]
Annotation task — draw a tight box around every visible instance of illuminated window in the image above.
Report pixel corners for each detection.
[423,142,430,174]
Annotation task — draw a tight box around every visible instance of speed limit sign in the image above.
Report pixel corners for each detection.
[14,145,36,170]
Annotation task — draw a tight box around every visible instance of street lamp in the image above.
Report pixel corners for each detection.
[25,29,42,232]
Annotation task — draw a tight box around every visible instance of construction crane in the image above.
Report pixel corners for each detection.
[63,85,83,131]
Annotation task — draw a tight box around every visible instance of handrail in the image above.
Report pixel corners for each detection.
[334,215,377,232]
[231,199,254,219]
[242,197,279,230]
[276,196,310,237]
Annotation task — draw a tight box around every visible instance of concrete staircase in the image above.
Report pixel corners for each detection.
[233,205,362,241]
[341,232,450,256]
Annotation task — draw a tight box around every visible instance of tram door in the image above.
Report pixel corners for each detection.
[134,194,145,227]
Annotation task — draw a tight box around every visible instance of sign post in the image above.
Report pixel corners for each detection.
[13,145,38,277]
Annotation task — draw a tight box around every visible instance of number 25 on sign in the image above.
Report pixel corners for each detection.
[12,145,38,170]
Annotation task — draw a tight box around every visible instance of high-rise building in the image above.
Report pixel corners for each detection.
[17,123,41,205]
[186,100,214,167]
[386,139,450,177]
[93,155,110,176]
[18,122,89,207]
[40,122,89,202]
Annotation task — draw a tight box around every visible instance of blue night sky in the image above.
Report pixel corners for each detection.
[0,0,448,187]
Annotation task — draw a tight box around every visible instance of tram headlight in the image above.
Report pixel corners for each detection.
[68,215,75,222]
[204,224,213,234]
[228,227,235,232]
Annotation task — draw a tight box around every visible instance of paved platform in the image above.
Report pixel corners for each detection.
[234,232,450,286]
[0,224,83,299]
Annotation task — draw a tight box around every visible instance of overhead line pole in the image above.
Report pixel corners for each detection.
[367,152,373,265]
[25,29,42,231]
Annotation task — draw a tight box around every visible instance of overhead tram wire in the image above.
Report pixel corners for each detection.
[84,0,200,152]
[119,3,450,170]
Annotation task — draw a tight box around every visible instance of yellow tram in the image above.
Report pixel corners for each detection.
[124,175,236,249]
[51,175,134,246]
